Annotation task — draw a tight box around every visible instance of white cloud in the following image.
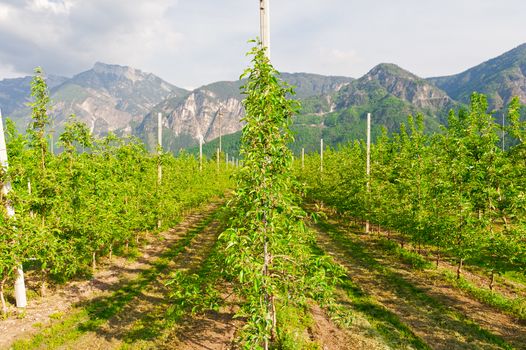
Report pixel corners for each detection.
[0,0,525,87]
[0,4,9,21]
[28,0,73,15]
[0,62,23,79]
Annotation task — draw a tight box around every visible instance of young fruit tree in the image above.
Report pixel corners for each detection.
[219,41,345,349]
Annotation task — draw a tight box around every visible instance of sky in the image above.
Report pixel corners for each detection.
[0,0,525,89]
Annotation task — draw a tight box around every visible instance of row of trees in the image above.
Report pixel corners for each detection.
[0,68,232,314]
[299,94,526,287]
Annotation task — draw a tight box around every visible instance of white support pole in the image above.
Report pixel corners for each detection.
[216,147,220,170]
[260,0,270,58]
[157,112,162,183]
[0,109,27,309]
[366,113,371,234]
[301,147,305,170]
[199,135,203,171]
[157,112,162,229]
[218,107,223,154]
[320,138,324,173]
[259,4,273,347]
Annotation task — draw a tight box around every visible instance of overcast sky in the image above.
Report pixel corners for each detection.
[0,0,525,89]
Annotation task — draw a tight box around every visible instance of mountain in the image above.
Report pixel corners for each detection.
[287,63,460,154]
[278,73,353,99]
[0,75,67,116]
[182,64,460,157]
[137,80,244,152]
[429,43,526,109]
[334,63,457,127]
[2,42,525,155]
[135,73,353,152]
[6,63,188,136]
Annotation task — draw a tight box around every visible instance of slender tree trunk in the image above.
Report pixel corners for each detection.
[40,269,47,297]
[456,258,463,279]
[263,236,270,350]
[271,294,277,339]
[92,251,96,273]
[489,270,495,291]
[1,278,7,316]
[41,145,46,171]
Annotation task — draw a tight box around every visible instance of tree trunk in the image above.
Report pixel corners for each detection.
[456,258,463,279]
[40,269,47,297]
[263,237,270,350]
[271,294,277,341]
[489,270,495,291]
[92,252,96,273]
[0,278,7,316]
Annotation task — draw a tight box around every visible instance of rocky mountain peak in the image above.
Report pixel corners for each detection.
[349,63,453,110]
[92,62,146,83]
[365,63,419,82]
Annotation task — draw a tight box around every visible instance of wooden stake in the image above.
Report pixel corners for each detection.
[0,109,26,308]
[301,147,305,169]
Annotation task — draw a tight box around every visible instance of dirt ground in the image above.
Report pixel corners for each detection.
[0,201,221,349]
[315,212,525,350]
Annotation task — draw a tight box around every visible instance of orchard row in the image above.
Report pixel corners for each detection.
[298,93,526,285]
[0,69,232,313]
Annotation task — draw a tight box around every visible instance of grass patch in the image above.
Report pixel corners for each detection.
[311,223,429,349]
[442,270,526,322]
[339,278,430,350]
[275,303,320,350]
[503,271,526,286]
[10,209,220,350]
[122,218,227,346]
[376,238,433,270]
[315,219,514,350]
